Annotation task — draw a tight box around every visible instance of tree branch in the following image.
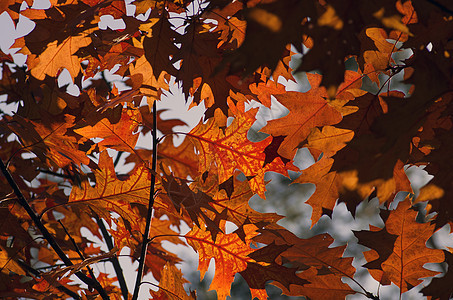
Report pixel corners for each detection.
[131,99,158,300]
[17,260,81,300]
[0,158,110,300]
[95,216,129,299]
[57,220,97,281]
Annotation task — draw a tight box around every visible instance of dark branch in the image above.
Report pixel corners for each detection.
[95,216,129,299]
[131,99,158,300]
[426,0,453,15]
[57,220,97,281]
[17,258,81,299]
[0,158,110,300]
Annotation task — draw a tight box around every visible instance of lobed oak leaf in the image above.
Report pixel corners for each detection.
[261,73,343,160]
[19,1,100,55]
[275,266,356,300]
[128,52,169,102]
[171,22,245,118]
[240,242,309,299]
[68,151,167,234]
[143,12,181,79]
[188,100,293,198]
[161,171,225,241]
[74,107,141,154]
[6,114,91,168]
[354,225,398,270]
[294,157,341,226]
[249,79,286,108]
[358,27,397,84]
[254,229,356,298]
[24,29,93,81]
[332,91,416,186]
[362,199,444,293]
[204,0,245,47]
[150,262,196,300]
[185,223,259,300]
[193,171,284,230]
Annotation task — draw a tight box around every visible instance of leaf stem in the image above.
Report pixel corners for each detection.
[0,158,110,300]
[131,99,159,300]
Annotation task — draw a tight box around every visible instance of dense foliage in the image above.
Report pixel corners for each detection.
[1,0,453,299]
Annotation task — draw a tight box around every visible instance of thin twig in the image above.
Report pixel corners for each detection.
[131,100,158,300]
[57,220,97,281]
[426,0,453,15]
[17,260,81,300]
[0,158,110,300]
[113,151,124,167]
[95,216,129,299]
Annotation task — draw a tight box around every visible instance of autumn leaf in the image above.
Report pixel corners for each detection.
[3,0,453,299]
[75,107,142,154]
[161,171,225,241]
[6,114,91,168]
[358,27,397,84]
[188,100,293,198]
[261,73,343,160]
[185,223,259,300]
[157,136,199,179]
[150,263,196,300]
[25,32,93,81]
[254,229,356,299]
[128,50,169,101]
[240,242,308,300]
[193,171,284,230]
[361,199,444,293]
[69,151,157,233]
[143,12,181,79]
[354,225,398,270]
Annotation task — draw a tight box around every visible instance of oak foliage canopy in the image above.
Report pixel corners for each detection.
[1,0,453,299]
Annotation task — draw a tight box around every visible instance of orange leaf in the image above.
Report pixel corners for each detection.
[27,32,93,81]
[277,267,356,300]
[150,263,196,300]
[261,73,343,159]
[69,151,164,232]
[195,172,284,229]
[185,223,259,300]
[7,114,91,168]
[75,107,141,153]
[254,229,356,299]
[294,157,341,226]
[161,171,225,241]
[188,101,292,198]
[362,199,444,293]
[359,27,396,84]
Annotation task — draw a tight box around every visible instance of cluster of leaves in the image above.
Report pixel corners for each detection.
[1,0,453,299]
